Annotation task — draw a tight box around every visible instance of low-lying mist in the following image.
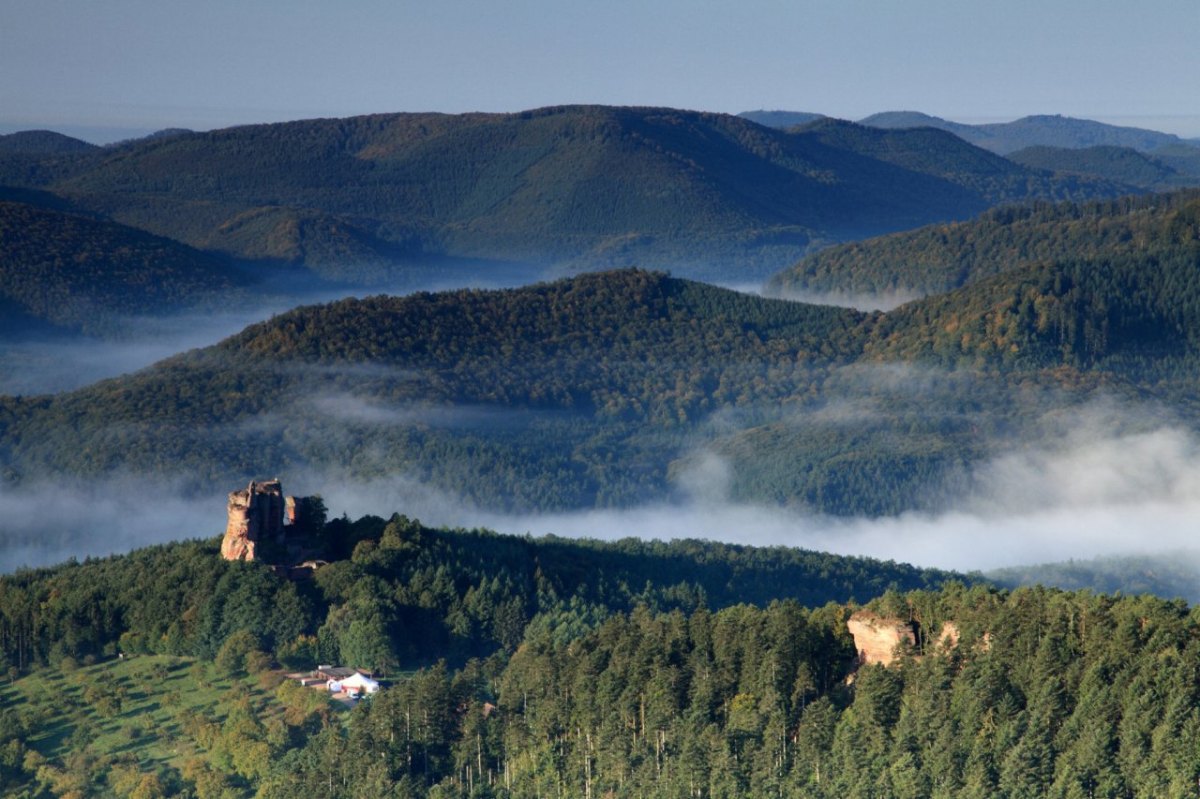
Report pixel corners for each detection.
[769,285,923,312]
[317,420,1200,574]
[6,408,1200,586]
[0,261,556,396]
[0,312,268,395]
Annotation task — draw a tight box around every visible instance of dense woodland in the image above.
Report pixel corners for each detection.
[1007,146,1195,191]
[0,268,1069,514]
[0,516,965,675]
[0,200,247,335]
[0,516,953,796]
[6,190,1200,516]
[3,518,1200,797]
[769,191,1200,297]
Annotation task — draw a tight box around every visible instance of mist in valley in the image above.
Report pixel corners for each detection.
[312,410,1200,576]
[4,395,1200,602]
[4,265,1199,599]
[0,260,556,396]
[769,284,924,312]
[0,256,899,397]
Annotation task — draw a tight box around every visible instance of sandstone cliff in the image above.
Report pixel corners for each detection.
[847,611,917,667]
[847,612,970,668]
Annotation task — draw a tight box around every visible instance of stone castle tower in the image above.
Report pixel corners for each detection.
[222,479,288,561]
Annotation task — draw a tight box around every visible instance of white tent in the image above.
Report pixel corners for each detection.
[341,672,381,695]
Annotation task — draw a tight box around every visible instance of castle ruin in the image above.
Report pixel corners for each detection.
[221,479,297,561]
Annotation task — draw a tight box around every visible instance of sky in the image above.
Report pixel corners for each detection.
[2,0,1198,144]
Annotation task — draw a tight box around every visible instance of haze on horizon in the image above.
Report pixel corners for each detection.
[2,0,1198,142]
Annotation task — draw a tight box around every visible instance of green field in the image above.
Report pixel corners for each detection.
[1,654,340,796]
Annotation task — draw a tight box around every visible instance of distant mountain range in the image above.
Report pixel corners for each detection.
[736,110,828,129]
[744,109,1196,155]
[0,106,1142,290]
[744,110,1200,192]
[3,107,1200,519]
[860,111,1190,154]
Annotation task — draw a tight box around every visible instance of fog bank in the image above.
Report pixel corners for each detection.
[4,398,1200,578]
[312,419,1200,573]
[772,286,923,312]
[0,262,554,396]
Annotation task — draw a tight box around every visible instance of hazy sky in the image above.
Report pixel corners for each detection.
[2,0,1199,142]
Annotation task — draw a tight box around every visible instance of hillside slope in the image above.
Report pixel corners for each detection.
[1008,145,1192,190]
[0,129,98,155]
[0,199,249,335]
[0,270,867,509]
[796,118,1123,203]
[2,528,1198,799]
[0,514,973,795]
[768,190,1200,298]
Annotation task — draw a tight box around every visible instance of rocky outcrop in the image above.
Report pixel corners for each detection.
[221,479,287,561]
[847,612,917,667]
[936,621,961,651]
[847,614,975,669]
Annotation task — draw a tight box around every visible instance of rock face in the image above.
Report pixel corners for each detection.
[847,612,917,667]
[937,621,961,651]
[221,479,287,561]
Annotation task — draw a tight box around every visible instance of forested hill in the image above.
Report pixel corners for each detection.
[0,514,967,673]
[222,267,864,368]
[6,252,1200,517]
[0,199,249,336]
[769,190,1200,298]
[0,130,98,155]
[792,118,1113,204]
[0,271,872,510]
[0,106,1134,281]
[1007,145,1191,191]
[6,519,1200,798]
[862,229,1200,376]
[819,192,1200,379]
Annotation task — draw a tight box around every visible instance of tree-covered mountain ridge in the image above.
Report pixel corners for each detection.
[769,189,1200,298]
[1007,145,1199,191]
[0,197,251,336]
[5,211,1200,516]
[0,105,1136,283]
[746,111,1200,189]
